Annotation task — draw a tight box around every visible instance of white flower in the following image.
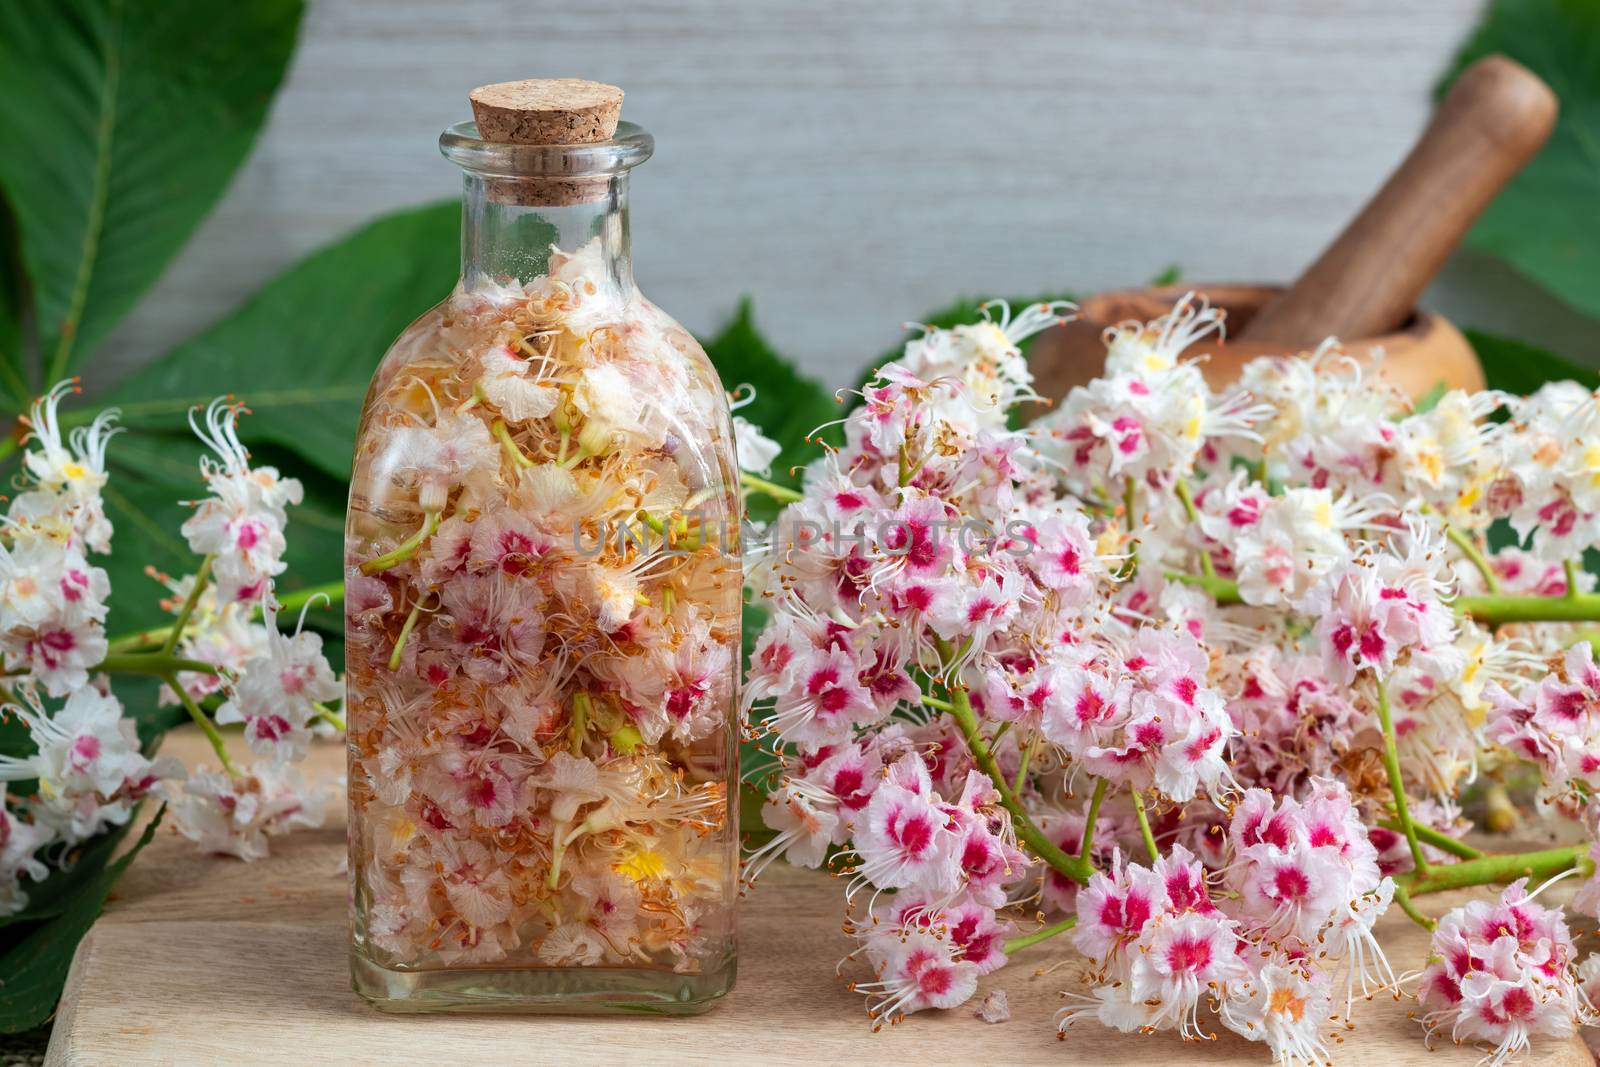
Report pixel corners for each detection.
[153,573,272,707]
[384,408,498,513]
[478,344,558,423]
[215,599,341,764]
[0,537,110,696]
[1220,962,1334,1066]
[0,795,53,916]
[1394,389,1507,525]
[0,687,178,842]
[572,363,643,457]
[732,415,782,477]
[1101,291,1222,378]
[181,399,304,603]
[15,380,120,553]
[166,761,326,861]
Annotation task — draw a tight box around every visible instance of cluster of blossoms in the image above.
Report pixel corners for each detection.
[345,239,742,974]
[0,386,340,912]
[741,292,1600,1064]
[1419,880,1592,1065]
[1061,781,1392,1056]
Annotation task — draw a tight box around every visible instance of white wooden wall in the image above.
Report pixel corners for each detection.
[98,0,1596,390]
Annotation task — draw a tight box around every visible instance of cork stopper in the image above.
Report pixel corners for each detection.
[466,80,623,206]
[469,79,624,146]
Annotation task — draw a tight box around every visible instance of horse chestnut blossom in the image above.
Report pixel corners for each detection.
[0,382,340,921]
[1419,880,1593,1067]
[740,292,1600,1063]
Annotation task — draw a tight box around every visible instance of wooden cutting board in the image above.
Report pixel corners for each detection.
[42,731,1593,1066]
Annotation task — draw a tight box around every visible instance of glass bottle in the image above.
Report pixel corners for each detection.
[345,80,740,1014]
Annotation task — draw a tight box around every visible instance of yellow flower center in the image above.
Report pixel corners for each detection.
[1268,986,1306,1022]
[614,849,667,882]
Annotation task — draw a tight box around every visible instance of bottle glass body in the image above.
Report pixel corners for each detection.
[345,122,740,1013]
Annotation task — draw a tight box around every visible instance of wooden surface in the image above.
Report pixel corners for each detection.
[93,0,1600,395]
[1242,55,1558,347]
[43,731,1593,1066]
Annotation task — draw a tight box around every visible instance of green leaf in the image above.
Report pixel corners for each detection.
[0,805,163,1033]
[0,197,27,404]
[1149,264,1183,286]
[706,297,839,466]
[0,0,304,390]
[94,430,348,637]
[103,202,460,481]
[1412,381,1450,415]
[1438,0,1600,318]
[1466,327,1600,395]
[702,298,838,520]
[0,815,137,929]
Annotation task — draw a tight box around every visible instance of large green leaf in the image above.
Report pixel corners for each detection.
[1439,0,1600,318]
[0,197,26,403]
[95,431,347,637]
[103,201,460,481]
[0,805,162,1033]
[702,298,839,524]
[1466,327,1600,394]
[705,297,839,477]
[0,0,303,394]
[0,814,138,930]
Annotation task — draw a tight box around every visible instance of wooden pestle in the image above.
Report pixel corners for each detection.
[1240,55,1557,348]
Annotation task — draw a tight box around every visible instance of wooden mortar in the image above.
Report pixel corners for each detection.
[1027,282,1484,402]
[1027,55,1554,404]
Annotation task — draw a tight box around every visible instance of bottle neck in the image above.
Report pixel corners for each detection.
[460,172,635,298]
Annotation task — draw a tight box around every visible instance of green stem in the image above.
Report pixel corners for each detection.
[1079,778,1109,864]
[162,555,213,655]
[918,693,954,712]
[739,472,803,504]
[1167,567,1600,624]
[1444,526,1498,594]
[1392,883,1435,930]
[492,419,534,468]
[1003,916,1077,955]
[897,442,925,488]
[569,691,592,755]
[1566,559,1582,601]
[1375,677,1429,875]
[1173,477,1216,580]
[105,626,171,654]
[1402,844,1590,897]
[315,705,346,732]
[360,510,441,576]
[1378,817,1481,861]
[1452,592,1600,624]
[940,652,1090,884]
[387,597,427,672]
[276,581,343,615]
[106,580,344,654]
[1012,730,1038,794]
[96,652,222,676]
[1130,790,1159,863]
[165,673,237,778]
[1164,570,1241,605]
